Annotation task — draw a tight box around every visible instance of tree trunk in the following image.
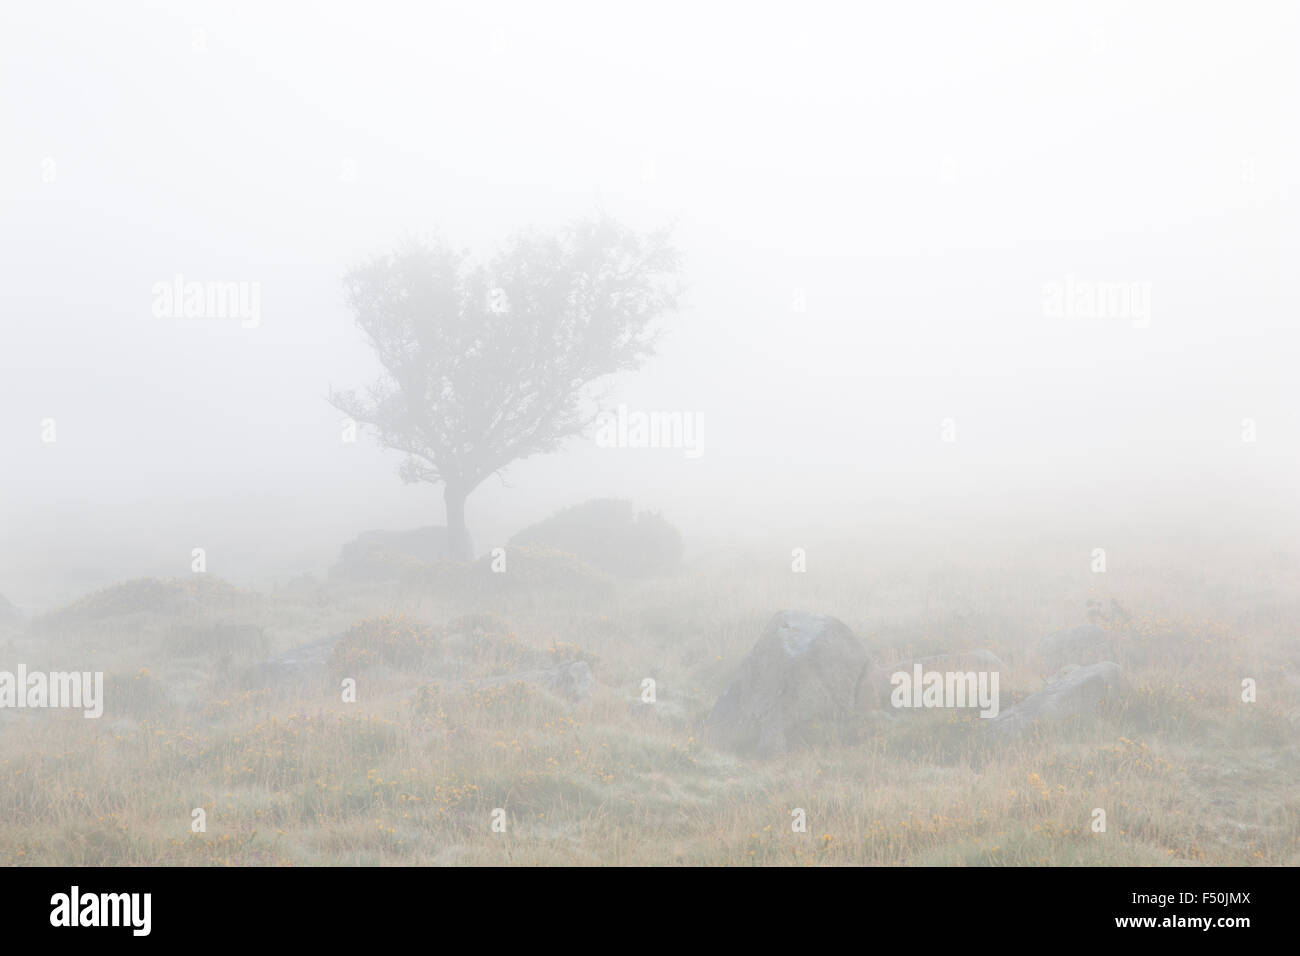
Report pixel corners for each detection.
[443,483,472,562]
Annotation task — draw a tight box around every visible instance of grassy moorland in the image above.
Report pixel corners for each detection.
[1,523,1296,866]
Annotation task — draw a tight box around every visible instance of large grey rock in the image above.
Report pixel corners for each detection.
[1040,624,1114,670]
[990,661,1128,738]
[704,610,874,756]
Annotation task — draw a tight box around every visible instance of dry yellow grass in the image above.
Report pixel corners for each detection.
[1,526,1296,866]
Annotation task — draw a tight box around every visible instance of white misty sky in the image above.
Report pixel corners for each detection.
[1,1,1296,600]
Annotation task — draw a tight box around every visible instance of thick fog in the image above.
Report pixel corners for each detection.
[2,1,1296,606]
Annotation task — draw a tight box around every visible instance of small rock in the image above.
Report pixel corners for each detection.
[990,661,1128,738]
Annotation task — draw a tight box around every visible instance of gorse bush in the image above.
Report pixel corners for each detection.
[439,613,534,673]
[329,614,441,675]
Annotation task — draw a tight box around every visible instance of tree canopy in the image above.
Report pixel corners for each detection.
[330,215,683,559]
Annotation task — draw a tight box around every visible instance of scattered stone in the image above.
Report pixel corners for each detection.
[990,661,1128,739]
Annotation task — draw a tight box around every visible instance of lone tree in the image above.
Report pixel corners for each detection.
[330,215,683,561]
